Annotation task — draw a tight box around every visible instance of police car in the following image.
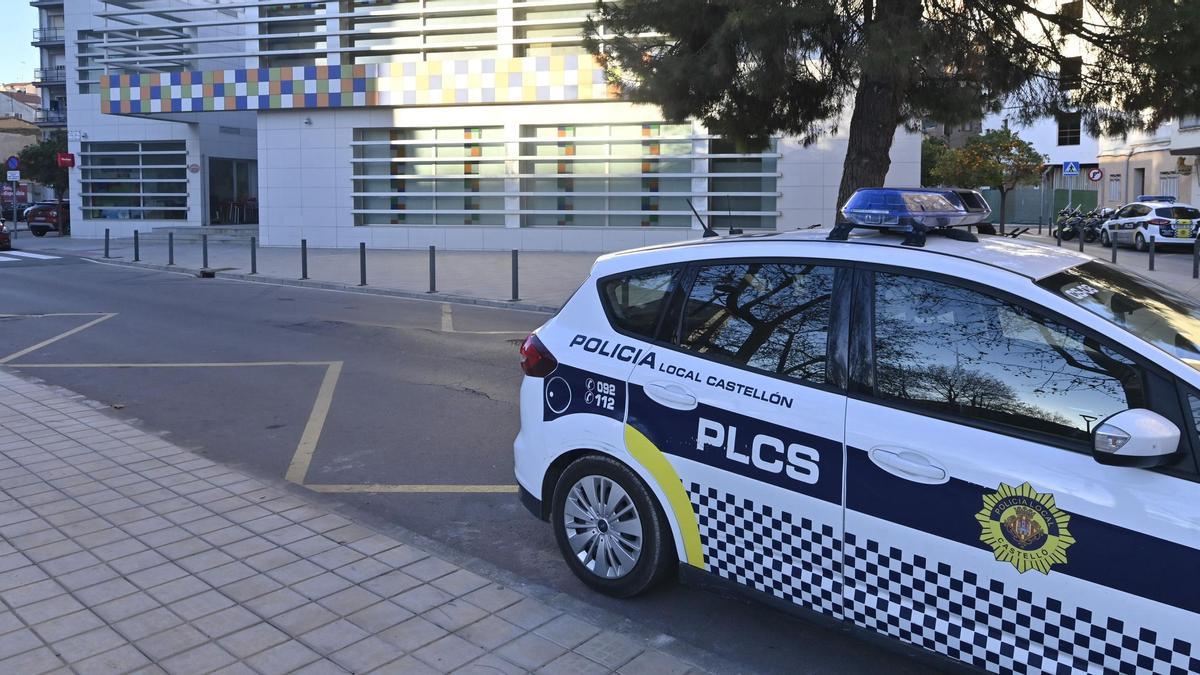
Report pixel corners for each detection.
[513,188,1200,673]
[1100,195,1200,251]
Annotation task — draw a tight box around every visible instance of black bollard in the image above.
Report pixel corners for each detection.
[104,228,110,258]
[250,236,257,275]
[511,249,519,302]
[301,239,308,279]
[133,230,140,261]
[168,232,174,265]
[359,242,367,287]
[1149,236,1156,271]
[428,245,436,293]
[202,234,209,268]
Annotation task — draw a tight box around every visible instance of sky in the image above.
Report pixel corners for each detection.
[0,4,40,85]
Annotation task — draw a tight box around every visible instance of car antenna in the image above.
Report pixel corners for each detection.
[687,198,720,238]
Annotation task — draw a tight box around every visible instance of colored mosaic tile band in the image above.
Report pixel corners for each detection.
[102,56,616,114]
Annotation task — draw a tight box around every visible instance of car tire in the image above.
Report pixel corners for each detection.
[1100,230,1111,247]
[1135,233,1147,252]
[30,228,46,237]
[551,454,675,598]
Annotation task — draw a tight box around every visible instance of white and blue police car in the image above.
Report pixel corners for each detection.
[513,188,1200,674]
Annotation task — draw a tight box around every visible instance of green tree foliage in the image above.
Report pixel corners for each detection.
[921,137,950,187]
[586,0,1200,218]
[18,130,67,196]
[931,129,1046,230]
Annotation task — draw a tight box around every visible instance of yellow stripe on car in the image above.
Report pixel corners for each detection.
[623,424,705,569]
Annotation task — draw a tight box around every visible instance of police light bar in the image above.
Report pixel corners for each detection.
[830,187,992,246]
[840,187,991,229]
[1136,194,1177,203]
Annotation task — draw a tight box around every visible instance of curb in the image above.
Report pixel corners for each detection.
[82,256,562,314]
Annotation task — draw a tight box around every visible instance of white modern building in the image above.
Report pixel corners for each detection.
[35,0,919,251]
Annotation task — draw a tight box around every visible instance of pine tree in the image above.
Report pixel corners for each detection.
[586,0,1200,220]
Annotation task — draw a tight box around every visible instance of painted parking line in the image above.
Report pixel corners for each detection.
[0,313,116,364]
[1,313,519,494]
[0,256,17,262]
[5,251,61,260]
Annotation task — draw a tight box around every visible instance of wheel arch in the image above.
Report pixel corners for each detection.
[541,446,692,568]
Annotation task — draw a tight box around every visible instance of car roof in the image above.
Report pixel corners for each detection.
[1131,201,1197,208]
[595,229,1091,281]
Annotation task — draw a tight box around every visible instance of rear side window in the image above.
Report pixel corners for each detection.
[1155,206,1200,219]
[601,267,679,339]
[679,262,836,385]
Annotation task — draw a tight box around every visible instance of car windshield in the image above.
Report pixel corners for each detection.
[1038,261,1200,369]
[1155,206,1200,219]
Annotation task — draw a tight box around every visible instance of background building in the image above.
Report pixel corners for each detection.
[1097,117,1200,208]
[37,0,919,251]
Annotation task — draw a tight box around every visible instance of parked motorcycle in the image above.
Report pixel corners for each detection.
[1057,206,1084,241]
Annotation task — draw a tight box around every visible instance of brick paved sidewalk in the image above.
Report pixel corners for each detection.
[0,370,709,675]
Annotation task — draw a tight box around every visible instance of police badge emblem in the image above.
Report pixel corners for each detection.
[976,482,1074,574]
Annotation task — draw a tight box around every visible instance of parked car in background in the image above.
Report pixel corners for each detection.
[26,202,70,237]
[22,200,56,222]
[1100,197,1200,251]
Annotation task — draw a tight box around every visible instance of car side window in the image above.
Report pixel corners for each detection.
[872,273,1145,445]
[1135,205,1152,217]
[1114,206,1132,218]
[601,267,679,340]
[679,262,836,385]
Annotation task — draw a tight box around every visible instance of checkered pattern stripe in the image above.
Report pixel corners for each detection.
[687,483,842,618]
[101,55,615,115]
[841,531,1199,674]
[685,484,1197,674]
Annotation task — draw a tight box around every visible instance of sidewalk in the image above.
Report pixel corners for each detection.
[0,369,713,675]
[1022,230,1200,295]
[27,236,598,313]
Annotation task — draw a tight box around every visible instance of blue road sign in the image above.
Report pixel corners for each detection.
[1063,161,1080,176]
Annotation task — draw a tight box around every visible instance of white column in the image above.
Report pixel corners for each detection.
[691,120,708,232]
[504,119,521,228]
[324,1,341,66]
[497,0,515,59]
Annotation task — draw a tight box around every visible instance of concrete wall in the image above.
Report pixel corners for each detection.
[255,103,919,252]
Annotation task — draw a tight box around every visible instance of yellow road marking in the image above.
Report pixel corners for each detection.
[11,361,334,368]
[307,483,518,494]
[0,313,113,318]
[0,313,117,364]
[2,314,517,495]
[285,361,344,485]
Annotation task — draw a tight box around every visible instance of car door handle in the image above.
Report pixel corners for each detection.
[868,446,948,484]
[643,382,698,411]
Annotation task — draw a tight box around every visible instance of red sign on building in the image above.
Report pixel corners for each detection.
[56,152,75,168]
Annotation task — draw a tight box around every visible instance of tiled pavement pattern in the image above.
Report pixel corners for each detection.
[0,371,706,674]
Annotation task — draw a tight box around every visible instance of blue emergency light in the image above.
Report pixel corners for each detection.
[830,187,992,246]
[1136,195,1177,203]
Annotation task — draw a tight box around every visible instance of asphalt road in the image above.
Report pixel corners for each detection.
[0,249,938,674]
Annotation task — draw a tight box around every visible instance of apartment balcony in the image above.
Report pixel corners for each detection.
[32,67,66,86]
[33,27,64,45]
[30,0,65,7]
[34,109,67,126]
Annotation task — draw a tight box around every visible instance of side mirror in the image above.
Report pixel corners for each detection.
[1093,408,1180,468]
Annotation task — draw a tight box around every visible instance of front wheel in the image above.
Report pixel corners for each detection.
[551,455,675,598]
[1135,233,1148,252]
[1100,230,1111,247]
[30,228,46,237]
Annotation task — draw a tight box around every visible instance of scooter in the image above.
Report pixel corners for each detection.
[1057,206,1084,241]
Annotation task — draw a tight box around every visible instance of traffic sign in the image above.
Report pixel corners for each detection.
[1063,161,1081,176]
[6,171,20,182]
[5,156,19,171]
[1087,168,1104,182]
